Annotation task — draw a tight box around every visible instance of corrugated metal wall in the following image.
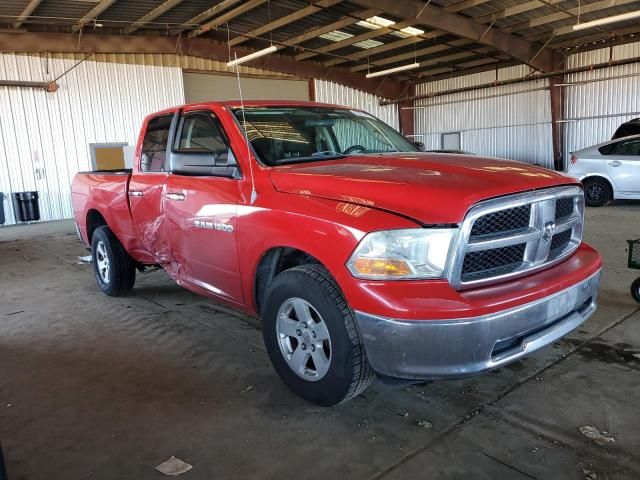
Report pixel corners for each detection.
[314,79,400,129]
[0,53,184,226]
[413,41,640,170]
[413,65,554,168]
[563,43,640,164]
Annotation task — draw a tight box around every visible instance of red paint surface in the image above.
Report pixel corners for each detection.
[71,101,602,320]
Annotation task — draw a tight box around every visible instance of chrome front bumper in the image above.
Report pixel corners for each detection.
[354,269,601,380]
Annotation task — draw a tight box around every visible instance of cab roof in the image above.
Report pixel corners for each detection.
[151,100,354,117]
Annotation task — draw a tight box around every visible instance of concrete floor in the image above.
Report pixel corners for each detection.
[1,203,639,480]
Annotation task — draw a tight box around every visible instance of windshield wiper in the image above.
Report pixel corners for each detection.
[275,152,347,164]
[311,150,343,157]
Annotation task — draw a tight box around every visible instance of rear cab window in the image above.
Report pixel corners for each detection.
[140,114,173,172]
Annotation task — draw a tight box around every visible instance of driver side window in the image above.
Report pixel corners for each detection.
[176,113,229,158]
[170,112,240,177]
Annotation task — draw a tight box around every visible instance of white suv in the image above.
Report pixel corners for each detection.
[567,134,640,207]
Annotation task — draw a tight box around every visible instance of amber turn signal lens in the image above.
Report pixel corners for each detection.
[352,258,412,277]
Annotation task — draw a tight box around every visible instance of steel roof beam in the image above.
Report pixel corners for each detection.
[349,39,472,72]
[13,0,42,29]
[71,0,117,33]
[320,1,491,68]
[188,0,268,38]
[169,0,245,35]
[349,0,558,72]
[123,0,185,35]
[0,31,408,99]
[446,0,493,13]
[473,1,547,25]
[505,0,638,35]
[228,0,341,47]
[295,19,419,61]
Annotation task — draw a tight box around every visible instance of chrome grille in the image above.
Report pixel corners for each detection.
[470,205,530,237]
[448,186,584,289]
[462,243,526,282]
[550,229,572,257]
[555,197,574,220]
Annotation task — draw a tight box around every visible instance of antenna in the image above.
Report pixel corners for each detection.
[232,52,258,205]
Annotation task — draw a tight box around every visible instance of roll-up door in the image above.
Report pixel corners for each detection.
[183,72,310,103]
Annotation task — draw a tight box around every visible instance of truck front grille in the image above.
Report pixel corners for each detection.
[470,204,531,237]
[555,197,574,220]
[449,186,584,289]
[462,243,526,282]
[550,229,572,257]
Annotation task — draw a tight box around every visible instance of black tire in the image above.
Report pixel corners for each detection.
[0,443,7,480]
[631,278,640,303]
[91,226,136,297]
[583,177,612,207]
[261,264,374,406]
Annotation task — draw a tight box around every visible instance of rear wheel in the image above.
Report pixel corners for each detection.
[631,278,640,303]
[261,264,374,406]
[91,226,136,297]
[583,178,612,207]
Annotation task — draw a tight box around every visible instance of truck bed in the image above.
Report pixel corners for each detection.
[71,170,153,264]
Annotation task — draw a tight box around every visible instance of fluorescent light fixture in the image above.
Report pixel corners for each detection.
[354,39,384,49]
[356,16,395,30]
[366,62,420,78]
[392,26,425,38]
[572,10,640,31]
[226,45,277,67]
[356,20,381,30]
[367,16,395,27]
[319,30,353,42]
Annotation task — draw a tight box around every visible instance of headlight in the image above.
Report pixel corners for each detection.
[346,228,458,280]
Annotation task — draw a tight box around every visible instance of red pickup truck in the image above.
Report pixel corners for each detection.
[72,101,602,406]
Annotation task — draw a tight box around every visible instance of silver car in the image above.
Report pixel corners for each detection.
[567,134,640,207]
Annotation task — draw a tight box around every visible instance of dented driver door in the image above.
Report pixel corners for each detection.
[129,112,174,265]
[163,110,245,306]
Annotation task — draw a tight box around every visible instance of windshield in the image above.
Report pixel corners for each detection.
[231,106,418,166]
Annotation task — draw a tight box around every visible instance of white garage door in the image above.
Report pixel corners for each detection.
[183,72,310,103]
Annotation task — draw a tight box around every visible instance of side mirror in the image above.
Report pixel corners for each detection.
[412,141,425,152]
[170,152,241,178]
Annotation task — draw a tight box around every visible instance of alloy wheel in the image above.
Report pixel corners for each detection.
[276,297,332,381]
[95,240,110,284]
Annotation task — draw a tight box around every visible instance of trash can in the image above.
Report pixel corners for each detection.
[0,193,5,225]
[12,191,40,222]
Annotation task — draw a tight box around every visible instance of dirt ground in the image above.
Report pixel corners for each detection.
[1,203,639,479]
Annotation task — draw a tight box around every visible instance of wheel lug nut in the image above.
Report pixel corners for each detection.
[296,329,302,336]
[301,343,307,350]
[311,331,316,338]
[310,344,316,352]
[302,322,308,329]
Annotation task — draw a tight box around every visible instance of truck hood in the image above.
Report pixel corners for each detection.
[268,153,576,224]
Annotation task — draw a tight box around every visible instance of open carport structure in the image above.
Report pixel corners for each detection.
[1,2,640,479]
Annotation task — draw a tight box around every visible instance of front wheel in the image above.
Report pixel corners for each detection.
[91,226,136,297]
[261,264,374,406]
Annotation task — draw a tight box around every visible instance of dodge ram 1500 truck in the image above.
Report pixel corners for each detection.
[72,101,603,406]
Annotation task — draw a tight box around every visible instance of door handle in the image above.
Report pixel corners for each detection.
[608,160,622,167]
[128,190,144,197]
[166,192,185,201]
